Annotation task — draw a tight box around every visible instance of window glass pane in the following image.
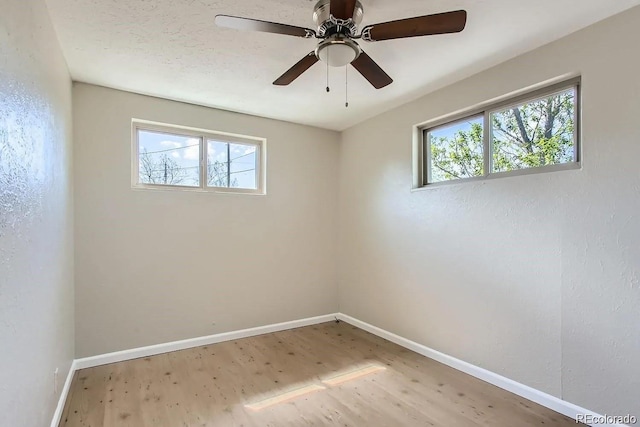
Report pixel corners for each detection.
[491,88,576,172]
[207,141,258,189]
[207,140,230,187]
[138,130,200,187]
[229,143,257,190]
[428,116,484,183]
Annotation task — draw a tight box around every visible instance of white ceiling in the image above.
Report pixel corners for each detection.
[45,0,640,131]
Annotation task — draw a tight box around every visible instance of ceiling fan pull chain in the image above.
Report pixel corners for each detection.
[345,66,349,108]
[326,50,330,92]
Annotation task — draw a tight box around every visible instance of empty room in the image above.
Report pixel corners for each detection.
[2,0,639,426]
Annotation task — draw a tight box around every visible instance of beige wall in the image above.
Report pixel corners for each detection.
[338,6,640,417]
[0,0,75,425]
[73,84,340,357]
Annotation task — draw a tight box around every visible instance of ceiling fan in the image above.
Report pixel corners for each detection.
[215,0,467,89]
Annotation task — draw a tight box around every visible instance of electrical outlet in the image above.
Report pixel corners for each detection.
[54,368,59,394]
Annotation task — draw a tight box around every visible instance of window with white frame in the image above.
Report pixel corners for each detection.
[422,78,580,186]
[132,121,265,194]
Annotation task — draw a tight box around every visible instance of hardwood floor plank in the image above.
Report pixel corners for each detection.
[59,322,583,426]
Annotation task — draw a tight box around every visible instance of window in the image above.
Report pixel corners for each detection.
[421,78,579,186]
[428,115,484,183]
[132,120,265,194]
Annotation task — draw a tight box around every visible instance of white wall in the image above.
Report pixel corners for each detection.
[73,84,340,357]
[338,6,640,417]
[0,1,74,426]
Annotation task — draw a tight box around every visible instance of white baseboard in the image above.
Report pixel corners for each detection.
[50,359,78,427]
[74,313,339,370]
[53,312,626,427]
[336,313,627,427]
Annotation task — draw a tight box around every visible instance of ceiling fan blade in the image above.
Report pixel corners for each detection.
[330,0,357,20]
[351,51,392,89]
[273,52,319,86]
[361,10,467,41]
[215,15,315,38]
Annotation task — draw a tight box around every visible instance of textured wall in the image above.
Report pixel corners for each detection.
[338,6,640,417]
[0,0,74,426]
[73,84,340,357]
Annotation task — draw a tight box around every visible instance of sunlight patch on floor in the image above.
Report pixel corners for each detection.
[244,384,326,411]
[322,364,387,387]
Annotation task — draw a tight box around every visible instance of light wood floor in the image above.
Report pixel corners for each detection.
[60,321,583,426]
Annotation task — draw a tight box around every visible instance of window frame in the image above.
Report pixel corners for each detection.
[419,77,581,187]
[131,120,266,195]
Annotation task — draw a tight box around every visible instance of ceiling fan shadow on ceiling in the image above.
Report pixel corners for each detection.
[215,0,467,90]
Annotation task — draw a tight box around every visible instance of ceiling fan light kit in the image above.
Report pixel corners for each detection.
[316,36,360,67]
[215,0,467,89]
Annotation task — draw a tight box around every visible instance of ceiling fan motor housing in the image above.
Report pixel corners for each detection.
[313,0,364,37]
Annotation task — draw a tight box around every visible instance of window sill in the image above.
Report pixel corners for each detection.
[131,184,266,196]
[411,161,581,192]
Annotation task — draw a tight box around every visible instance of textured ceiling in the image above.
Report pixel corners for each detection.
[45,0,640,130]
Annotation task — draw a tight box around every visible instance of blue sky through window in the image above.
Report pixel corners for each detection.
[429,116,483,142]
